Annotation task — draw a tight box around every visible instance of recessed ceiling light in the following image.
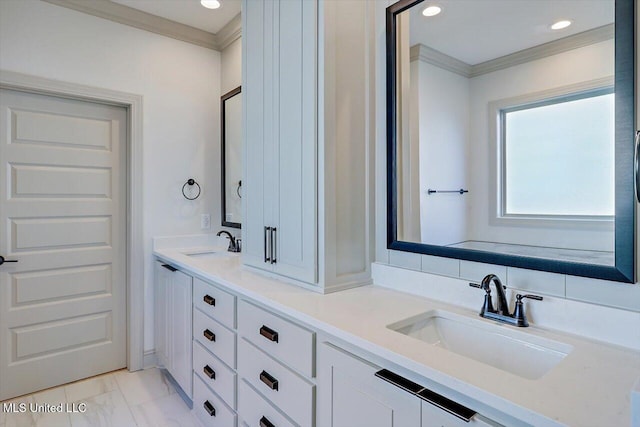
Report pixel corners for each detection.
[422,5,442,17]
[551,20,572,30]
[201,0,221,9]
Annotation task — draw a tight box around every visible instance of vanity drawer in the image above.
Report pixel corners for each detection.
[238,300,314,377]
[193,340,237,408]
[193,277,236,329]
[194,308,236,368]
[238,338,314,427]
[193,374,237,427]
[238,379,296,427]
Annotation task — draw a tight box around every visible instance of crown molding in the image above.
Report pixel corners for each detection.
[42,0,239,51]
[411,24,614,78]
[216,13,242,51]
[409,44,471,77]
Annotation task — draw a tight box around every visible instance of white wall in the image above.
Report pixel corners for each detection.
[0,0,221,354]
[467,40,615,251]
[221,38,242,95]
[412,59,469,246]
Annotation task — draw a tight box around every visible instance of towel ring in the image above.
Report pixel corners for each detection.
[182,179,201,200]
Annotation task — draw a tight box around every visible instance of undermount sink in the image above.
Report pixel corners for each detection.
[181,249,237,259]
[387,310,573,380]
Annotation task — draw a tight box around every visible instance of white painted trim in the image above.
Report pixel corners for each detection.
[0,70,145,372]
[143,350,157,369]
[411,24,614,78]
[216,13,242,51]
[410,44,471,77]
[42,0,222,51]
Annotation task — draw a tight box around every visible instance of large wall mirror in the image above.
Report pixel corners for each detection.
[222,86,242,228]
[387,0,635,282]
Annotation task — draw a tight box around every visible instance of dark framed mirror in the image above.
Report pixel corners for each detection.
[221,86,242,229]
[386,0,635,282]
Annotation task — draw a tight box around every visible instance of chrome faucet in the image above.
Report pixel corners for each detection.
[470,274,542,327]
[216,230,241,253]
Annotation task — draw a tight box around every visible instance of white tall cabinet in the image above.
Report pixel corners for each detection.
[242,0,374,293]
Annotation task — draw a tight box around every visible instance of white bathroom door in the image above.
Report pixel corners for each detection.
[0,89,127,400]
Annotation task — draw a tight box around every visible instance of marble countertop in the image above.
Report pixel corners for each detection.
[154,246,640,427]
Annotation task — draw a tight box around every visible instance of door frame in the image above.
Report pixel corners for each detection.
[0,70,145,371]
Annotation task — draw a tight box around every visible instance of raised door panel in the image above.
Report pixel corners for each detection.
[317,343,420,427]
[272,0,317,284]
[169,269,192,398]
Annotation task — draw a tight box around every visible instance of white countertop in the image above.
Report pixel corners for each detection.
[154,247,640,426]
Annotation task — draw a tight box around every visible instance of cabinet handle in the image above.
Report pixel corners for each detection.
[203,400,216,417]
[203,329,216,342]
[375,369,476,422]
[259,370,279,391]
[203,294,216,306]
[260,416,275,427]
[634,130,639,203]
[203,365,216,380]
[270,227,277,264]
[264,226,271,263]
[161,264,177,272]
[259,325,279,342]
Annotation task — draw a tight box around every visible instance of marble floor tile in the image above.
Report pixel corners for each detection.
[113,368,175,407]
[64,372,119,404]
[130,393,199,427]
[68,389,136,427]
[3,389,71,427]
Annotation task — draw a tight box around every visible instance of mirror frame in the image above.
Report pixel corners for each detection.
[386,0,636,283]
[221,85,242,229]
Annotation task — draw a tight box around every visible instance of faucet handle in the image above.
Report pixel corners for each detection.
[468,282,482,289]
[513,294,543,327]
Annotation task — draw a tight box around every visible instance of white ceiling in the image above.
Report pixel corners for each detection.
[111,0,241,34]
[408,0,614,65]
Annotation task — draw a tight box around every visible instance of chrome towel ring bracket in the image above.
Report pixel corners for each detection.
[182,178,201,200]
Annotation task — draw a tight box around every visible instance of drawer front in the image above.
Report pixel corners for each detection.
[193,340,237,408]
[238,379,296,427]
[194,308,237,368]
[238,300,314,377]
[194,277,236,329]
[193,374,237,427]
[238,338,314,427]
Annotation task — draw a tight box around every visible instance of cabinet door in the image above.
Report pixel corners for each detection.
[271,0,317,284]
[317,342,420,427]
[242,0,273,272]
[242,0,318,284]
[154,262,171,369]
[169,270,193,397]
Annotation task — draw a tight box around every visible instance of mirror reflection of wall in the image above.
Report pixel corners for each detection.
[395,0,615,266]
[222,86,242,228]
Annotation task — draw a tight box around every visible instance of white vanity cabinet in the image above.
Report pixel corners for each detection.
[236,300,316,427]
[317,342,421,427]
[242,0,372,293]
[191,277,238,427]
[154,261,193,399]
[317,342,502,427]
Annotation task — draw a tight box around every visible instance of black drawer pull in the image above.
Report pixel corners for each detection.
[203,365,216,380]
[259,370,279,391]
[203,329,216,342]
[203,294,216,306]
[375,369,476,422]
[203,400,216,417]
[260,416,275,427]
[259,325,279,342]
[161,264,177,272]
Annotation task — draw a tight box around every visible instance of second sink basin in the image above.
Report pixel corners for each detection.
[387,310,572,380]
